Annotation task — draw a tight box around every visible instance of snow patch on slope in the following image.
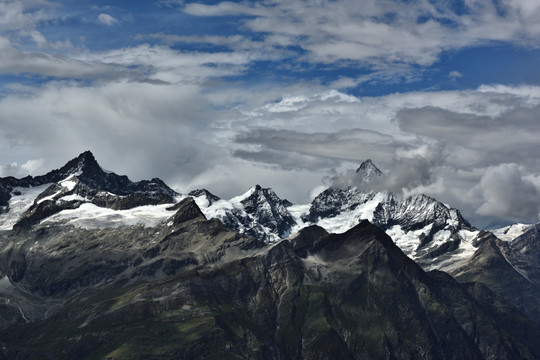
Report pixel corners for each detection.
[491,223,533,241]
[292,191,387,235]
[0,184,52,231]
[288,204,311,235]
[40,202,177,229]
[386,224,433,259]
[426,229,480,272]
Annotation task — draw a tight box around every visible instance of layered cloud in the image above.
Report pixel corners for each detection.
[183,0,540,68]
[0,1,540,227]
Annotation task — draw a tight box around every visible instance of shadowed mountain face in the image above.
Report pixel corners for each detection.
[451,227,540,324]
[1,210,540,359]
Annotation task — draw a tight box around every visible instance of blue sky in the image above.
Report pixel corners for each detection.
[1,0,540,227]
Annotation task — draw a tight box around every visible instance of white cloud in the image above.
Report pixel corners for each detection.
[2,76,540,225]
[181,0,540,70]
[21,159,44,174]
[448,70,463,80]
[476,163,540,222]
[97,13,119,26]
[0,0,59,48]
[0,36,130,79]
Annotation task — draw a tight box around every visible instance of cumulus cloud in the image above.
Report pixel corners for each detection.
[448,70,463,80]
[476,164,540,222]
[97,13,119,26]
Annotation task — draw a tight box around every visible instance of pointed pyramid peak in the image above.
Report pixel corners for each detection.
[355,159,382,183]
[61,150,103,178]
[172,197,207,225]
[356,159,381,173]
[77,150,97,162]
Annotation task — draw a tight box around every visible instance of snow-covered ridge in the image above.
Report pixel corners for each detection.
[491,223,533,242]
[0,154,487,273]
[190,185,294,242]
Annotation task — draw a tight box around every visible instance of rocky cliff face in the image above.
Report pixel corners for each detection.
[190,185,296,242]
[1,209,539,360]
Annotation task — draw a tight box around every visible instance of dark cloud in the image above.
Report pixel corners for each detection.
[233,149,338,171]
[235,128,400,168]
[396,105,540,170]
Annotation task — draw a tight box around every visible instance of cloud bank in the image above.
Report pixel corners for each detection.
[0,1,540,228]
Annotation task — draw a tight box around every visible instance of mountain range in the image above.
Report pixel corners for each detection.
[0,151,539,359]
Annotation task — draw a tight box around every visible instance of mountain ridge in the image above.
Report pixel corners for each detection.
[2,209,540,359]
[1,151,540,359]
[0,151,179,231]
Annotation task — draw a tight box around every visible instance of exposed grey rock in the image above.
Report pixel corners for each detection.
[1,219,539,359]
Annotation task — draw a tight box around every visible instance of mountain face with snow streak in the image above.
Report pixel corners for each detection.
[190,185,296,242]
[190,159,479,272]
[0,151,178,231]
[0,154,482,273]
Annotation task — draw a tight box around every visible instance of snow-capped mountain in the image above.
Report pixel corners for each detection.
[190,185,295,242]
[191,159,479,272]
[0,151,179,231]
[355,158,383,182]
[301,186,478,271]
[0,153,520,273]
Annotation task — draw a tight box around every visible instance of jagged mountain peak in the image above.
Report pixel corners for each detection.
[73,150,99,168]
[54,150,104,180]
[235,184,293,207]
[188,189,221,206]
[356,159,382,176]
[355,158,383,183]
[0,151,180,230]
